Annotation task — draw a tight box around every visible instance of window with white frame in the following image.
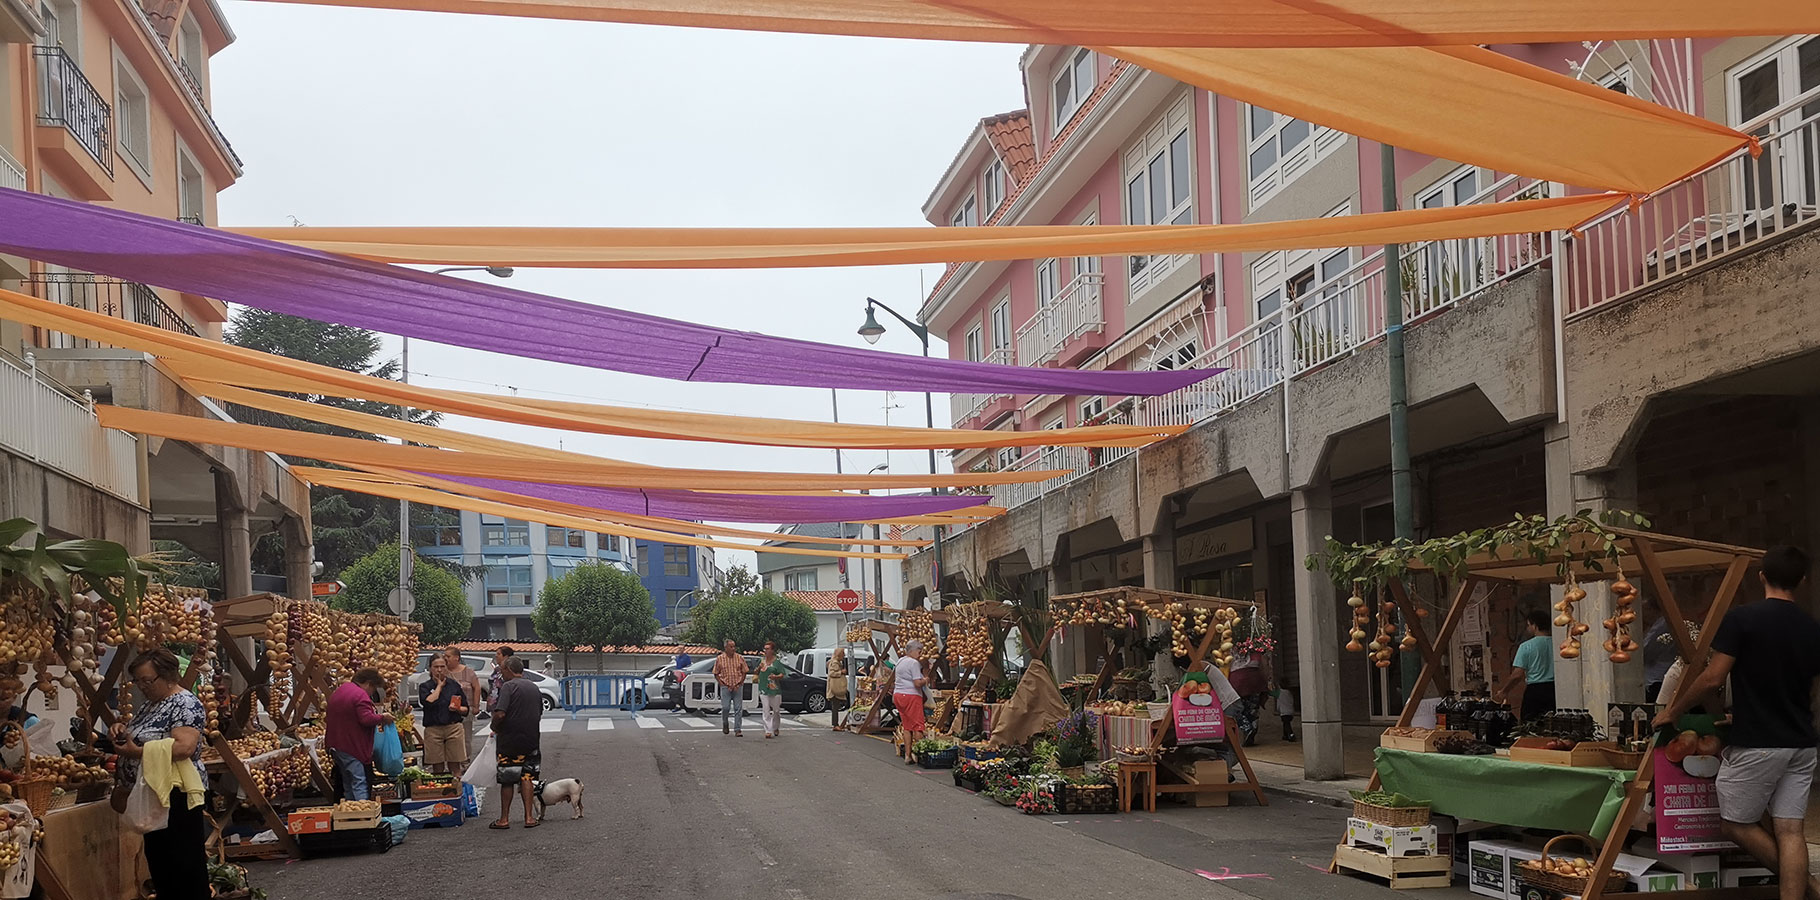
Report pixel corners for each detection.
[1051,48,1097,135]
[37,0,75,56]
[177,14,205,88]
[994,446,1021,470]
[1078,396,1105,423]
[1415,168,1483,301]
[990,297,1011,357]
[114,58,152,178]
[1728,36,1820,210]
[784,569,819,591]
[1071,212,1102,283]
[950,193,977,228]
[1150,338,1201,371]
[1042,416,1065,430]
[983,159,1005,214]
[1599,63,1632,95]
[964,325,982,363]
[1125,95,1194,295]
[1245,104,1341,210]
[176,145,205,223]
[1251,202,1353,326]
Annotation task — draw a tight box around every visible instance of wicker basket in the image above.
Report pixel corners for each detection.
[45,789,75,812]
[1115,749,1156,764]
[1057,783,1118,815]
[1352,798,1431,827]
[5,722,55,819]
[1517,835,1614,895]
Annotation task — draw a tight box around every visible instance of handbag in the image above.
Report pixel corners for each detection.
[121,770,169,835]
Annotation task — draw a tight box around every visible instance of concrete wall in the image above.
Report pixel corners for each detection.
[0,450,148,550]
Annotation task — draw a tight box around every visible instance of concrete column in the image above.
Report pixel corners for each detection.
[1291,485,1345,780]
[1797,401,1820,618]
[280,514,313,603]
[1544,423,1639,713]
[214,468,253,600]
[1142,526,1176,591]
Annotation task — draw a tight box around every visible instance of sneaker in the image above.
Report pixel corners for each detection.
[735,731,743,737]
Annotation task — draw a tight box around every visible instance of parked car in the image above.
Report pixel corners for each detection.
[668,656,828,714]
[794,647,873,681]
[622,664,676,709]
[403,652,493,707]
[473,662,561,712]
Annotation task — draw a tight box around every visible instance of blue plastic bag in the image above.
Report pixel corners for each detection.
[383,815,411,846]
[374,722,404,775]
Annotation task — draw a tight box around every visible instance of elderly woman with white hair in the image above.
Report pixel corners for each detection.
[893,639,930,764]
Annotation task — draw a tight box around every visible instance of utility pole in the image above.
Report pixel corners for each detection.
[1382,143,1417,704]
[396,337,414,613]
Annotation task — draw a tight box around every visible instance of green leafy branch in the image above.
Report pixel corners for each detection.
[1304,510,1653,592]
[0,516,165,619]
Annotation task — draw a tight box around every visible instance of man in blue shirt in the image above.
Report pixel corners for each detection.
[1493,610,1555,721]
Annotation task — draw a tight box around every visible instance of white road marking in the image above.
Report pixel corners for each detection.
[586,718,615,731]
[635,716,664,729]
[681,717,714,728]
[539,718,565,733]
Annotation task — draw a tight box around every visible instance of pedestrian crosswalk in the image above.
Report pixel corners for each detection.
[536,712,823,737]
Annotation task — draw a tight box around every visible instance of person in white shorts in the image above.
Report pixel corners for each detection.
[1656,545,1820,900]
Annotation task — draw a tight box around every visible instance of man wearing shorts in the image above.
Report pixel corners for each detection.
[1657,545,1820,900]
[490,658,544,829]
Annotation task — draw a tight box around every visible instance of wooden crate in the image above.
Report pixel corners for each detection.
[286,807,334,835]
[1335,843,1453,890]
[1380,730,1474,752]
[1507,740,1631,768]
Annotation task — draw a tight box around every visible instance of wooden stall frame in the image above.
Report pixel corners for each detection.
[929,600,1016,735]
[1050,587,1270,808]
[1344,528,1763,900]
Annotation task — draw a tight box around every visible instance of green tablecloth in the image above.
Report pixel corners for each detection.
[1374,748,1635,839]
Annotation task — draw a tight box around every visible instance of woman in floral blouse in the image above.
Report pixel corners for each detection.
[111,648,208,900]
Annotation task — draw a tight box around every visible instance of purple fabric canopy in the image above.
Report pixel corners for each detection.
[428,473,987,524]
[0,190,1216,397]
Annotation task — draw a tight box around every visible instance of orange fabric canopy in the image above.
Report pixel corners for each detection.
[96,405,1064,491]
[238,0,1820,48]
[239,192,1625,268]
[0,290,1181,451]
[295,466,937,546]
[300,469,909,559]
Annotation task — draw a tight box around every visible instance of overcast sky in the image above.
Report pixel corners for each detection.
[209,4,1028,571]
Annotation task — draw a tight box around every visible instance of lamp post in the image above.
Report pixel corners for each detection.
[397,266,514,614]
[858,297,943,607]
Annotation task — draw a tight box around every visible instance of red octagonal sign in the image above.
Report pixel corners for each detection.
[835,589,861,613]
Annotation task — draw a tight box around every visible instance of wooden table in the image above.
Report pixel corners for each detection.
[36,800,145,900]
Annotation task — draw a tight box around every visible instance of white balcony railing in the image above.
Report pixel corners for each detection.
[0,353,140,502]
[1565,94,1820,316]
[1015,274,1104,367]
[0,146,23,193]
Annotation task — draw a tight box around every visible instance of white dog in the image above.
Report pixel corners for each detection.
[538,778,585,819]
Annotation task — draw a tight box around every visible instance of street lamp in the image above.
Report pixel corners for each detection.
[856,297,944,608]
[397,265,515,615]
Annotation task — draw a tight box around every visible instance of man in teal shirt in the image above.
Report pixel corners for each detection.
[1494,610,1556,721]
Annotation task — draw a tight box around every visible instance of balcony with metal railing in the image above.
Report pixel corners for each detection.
[956,347,1018,426]
[122,0,243,171]
[0,351,141,502]
[1564,93,1820,317]
[34,46,113,178]
[1015,274,1105,368]
[0,145,23,193]
[26,274,200,347]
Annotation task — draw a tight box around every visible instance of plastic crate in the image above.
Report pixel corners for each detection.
[297,824,393,859]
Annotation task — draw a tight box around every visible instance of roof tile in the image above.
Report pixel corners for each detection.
[982,110,1036,186]
[783,589,878,611]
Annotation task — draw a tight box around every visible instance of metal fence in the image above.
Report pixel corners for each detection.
[0,352,140,502]
[28,274,200,347]
[1016,273,1105,367]
[1564,97,1820,316]
[0,146,23,193]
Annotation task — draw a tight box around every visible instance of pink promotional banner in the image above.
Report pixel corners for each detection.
[0,190,1217,398]
[1653,748,1735,853]
[1172,674,1227,743]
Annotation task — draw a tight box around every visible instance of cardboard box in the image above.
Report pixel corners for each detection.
[1346,817,1439,857]
[1443,818,1498,878]
[1471,840,1542,900]
[1611,853,1686,893]
[285,807,333,835]
[399,797,464,829]
[1720,852,1776,889]
[1654,853,1720,890]
[1170,759,1228,807]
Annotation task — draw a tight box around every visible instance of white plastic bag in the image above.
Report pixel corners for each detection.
[121,773,169,835]
[461,734,497,787]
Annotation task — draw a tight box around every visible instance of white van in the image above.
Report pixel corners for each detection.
[796,647,874,680]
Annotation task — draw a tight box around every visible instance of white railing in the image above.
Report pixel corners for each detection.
[1136,312,1285,429]
[1015,274,1104,367]
[0,145,23,193]
[1565,96,1820,316]
[0,353,140,502]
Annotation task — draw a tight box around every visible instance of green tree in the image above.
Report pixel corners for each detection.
[224,308,443,579]
[680,563,761,645]
[335,542,472,644]
[703,590,816,653]
[534,563,658,674]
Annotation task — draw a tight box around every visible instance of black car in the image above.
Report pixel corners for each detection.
[666,656,829,714]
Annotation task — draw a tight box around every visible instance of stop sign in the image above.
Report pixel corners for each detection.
[835,589,861,613]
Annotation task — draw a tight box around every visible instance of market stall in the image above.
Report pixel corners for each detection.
[1049,587,1270,811]
[1313,515,1772,899]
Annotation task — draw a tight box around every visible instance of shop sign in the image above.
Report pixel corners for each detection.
[1171,672,1227,743]
[1654,747,1735,853]
[1178,519,1253,567]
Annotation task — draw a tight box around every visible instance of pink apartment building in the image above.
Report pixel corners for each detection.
[905,36,1820,779]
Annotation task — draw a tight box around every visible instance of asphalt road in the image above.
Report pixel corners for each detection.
[248,711,1474,900]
